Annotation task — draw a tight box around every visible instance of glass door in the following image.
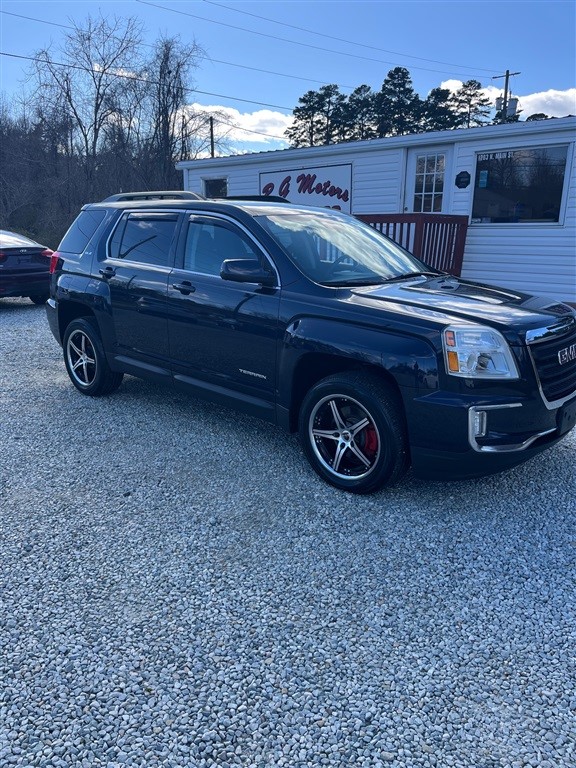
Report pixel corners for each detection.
[404,149,450,213]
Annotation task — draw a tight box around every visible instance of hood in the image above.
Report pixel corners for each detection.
[349,274,575,337]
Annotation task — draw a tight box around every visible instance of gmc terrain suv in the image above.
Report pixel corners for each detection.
[46,192,576,493]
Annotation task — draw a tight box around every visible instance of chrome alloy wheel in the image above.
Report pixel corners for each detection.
[66,328,97,388]
[308,394,381,480]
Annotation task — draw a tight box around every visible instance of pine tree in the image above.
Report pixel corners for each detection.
[340,85,377,141]
[452,80,492,128]
[285,85,347,147]
[420,88,461,132]
[375,67,422,137]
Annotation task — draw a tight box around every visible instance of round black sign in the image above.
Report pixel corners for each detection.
[455,171,471,189]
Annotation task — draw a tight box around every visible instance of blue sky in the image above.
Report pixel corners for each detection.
[1,0,575,153]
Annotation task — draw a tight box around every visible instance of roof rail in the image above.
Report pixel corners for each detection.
[102,190,204,202]
[219,195,291,203]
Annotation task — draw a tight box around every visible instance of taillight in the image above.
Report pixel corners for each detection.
[49,251,60,274]
[0,250,7,263]
[41,248,53,258]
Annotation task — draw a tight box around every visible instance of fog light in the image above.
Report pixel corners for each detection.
[472,409,487,438]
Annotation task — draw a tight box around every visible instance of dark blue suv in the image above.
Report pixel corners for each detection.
[47,192,576,493]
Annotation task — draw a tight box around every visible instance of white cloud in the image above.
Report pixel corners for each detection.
[189,103,293,147]
[440,81,576,118]
[439,79,466,94]
[516,89,576,118]
[440,79,502,105]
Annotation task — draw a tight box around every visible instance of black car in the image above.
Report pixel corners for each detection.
[46,193,576,493]
[0,229,53,304]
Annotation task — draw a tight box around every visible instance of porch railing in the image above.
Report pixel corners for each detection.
[356,213,469,276]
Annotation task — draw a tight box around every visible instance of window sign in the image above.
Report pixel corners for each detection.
[471,145,568,223]
[260,165,352,213]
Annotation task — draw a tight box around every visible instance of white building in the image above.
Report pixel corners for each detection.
[178,117,576,304]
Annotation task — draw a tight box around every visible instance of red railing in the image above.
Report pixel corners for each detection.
[356,213,469,276]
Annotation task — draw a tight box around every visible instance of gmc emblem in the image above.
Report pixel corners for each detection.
[558,343,576,365]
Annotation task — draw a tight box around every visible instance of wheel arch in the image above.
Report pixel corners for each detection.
[280,316,438,433]
[57,300,98,344]
[287,353,403,433]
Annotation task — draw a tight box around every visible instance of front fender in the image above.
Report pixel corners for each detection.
[278,316,439,423]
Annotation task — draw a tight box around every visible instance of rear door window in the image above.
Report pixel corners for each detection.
[109,213,180,267]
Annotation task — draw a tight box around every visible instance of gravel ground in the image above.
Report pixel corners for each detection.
[1,296,575,768]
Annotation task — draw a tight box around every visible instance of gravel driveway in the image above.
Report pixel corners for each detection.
[1,297,575,768]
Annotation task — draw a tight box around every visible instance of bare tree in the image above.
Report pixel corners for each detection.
[33,14,144,198]
[177,108,234,160]
[141,36,205,188]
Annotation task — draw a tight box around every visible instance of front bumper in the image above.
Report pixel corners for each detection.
[407,389,576,481]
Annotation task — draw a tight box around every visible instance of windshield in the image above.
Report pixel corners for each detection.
[256,209,432,286]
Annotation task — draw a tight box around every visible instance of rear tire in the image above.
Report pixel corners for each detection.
[63,317,123,396]
[298,372,409,494]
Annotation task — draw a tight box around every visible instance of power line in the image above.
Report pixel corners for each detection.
[205,57,357,91]
[213,115,288,142]
[0,10,75,31]
[0,50,291,141]
[0,7,497,139]
[0,51,294,111]
[0,10,358,92]
[201,0,496,74]
[136,0,490,80]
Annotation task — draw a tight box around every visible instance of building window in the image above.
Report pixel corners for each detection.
[204,178,228,198]
[413,153,445,213]
[471,145,568,223]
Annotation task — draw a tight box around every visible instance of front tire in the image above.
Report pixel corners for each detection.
[63,317,123,396]
[298,372,409,494]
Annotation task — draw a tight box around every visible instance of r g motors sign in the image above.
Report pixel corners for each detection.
[260,164,352,213]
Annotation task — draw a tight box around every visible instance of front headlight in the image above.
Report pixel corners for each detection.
[442,325,519,379]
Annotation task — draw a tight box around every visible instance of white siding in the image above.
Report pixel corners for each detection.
[349,149,404,213]
[179,118,576,303]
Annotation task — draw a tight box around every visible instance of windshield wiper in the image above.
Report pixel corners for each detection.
[325,277,388,287]
[385,270,444,283]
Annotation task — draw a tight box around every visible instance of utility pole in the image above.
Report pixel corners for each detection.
[492,70,521,122]
[209,116,215,158]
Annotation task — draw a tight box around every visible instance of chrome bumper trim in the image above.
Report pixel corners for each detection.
[468,403,556,453]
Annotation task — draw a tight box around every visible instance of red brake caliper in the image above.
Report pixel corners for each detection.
[362,423,379,460]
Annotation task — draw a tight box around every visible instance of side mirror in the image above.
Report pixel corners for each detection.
[220,259,276,287]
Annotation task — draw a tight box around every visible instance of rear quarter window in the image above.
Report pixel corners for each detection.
[58,209,107,254]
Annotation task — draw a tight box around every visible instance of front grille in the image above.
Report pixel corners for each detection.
[528,322,576,403]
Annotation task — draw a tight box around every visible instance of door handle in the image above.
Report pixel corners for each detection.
[172,281,196,295]
[99,266,116,279]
